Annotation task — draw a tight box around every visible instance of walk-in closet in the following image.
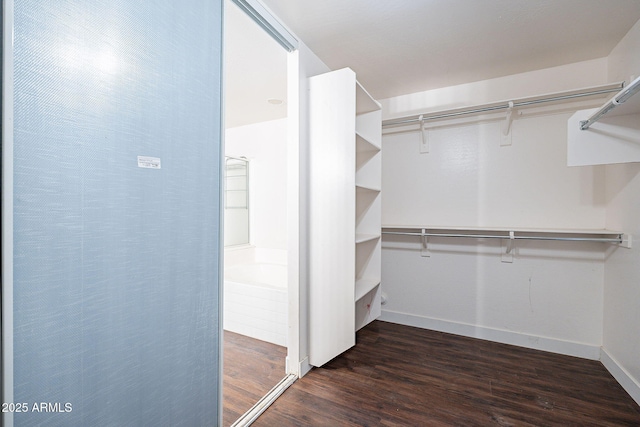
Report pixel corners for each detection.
[4,1,640,426]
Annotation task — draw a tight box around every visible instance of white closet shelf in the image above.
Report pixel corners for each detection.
[356,81,381,115]
[381,225,630,247]
[382,225,630,263]
[356,132,381,152]
[382,225,623,235]
[356,184,381,193]
[355,277,381,301]
[356,233,381,244]
[600,89,640,117]
[382,82,624,129]
[579,76,640,130]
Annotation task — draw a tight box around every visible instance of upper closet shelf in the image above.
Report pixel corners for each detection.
[382,82,624,129]
[579,76,640,130]
[567,76,640,166]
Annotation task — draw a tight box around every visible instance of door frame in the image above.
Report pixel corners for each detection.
[228,0,303,379]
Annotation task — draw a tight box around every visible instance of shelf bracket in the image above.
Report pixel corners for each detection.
[418,115,429,154]
[420,228,430,257]
[501,231,515,263]
[619,233,633,249]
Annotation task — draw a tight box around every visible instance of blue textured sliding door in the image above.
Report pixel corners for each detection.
[8,1,223,426]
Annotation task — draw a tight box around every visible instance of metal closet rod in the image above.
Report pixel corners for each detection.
[381,83,625,128]
[580,75,640,130]
[381,231,623,244]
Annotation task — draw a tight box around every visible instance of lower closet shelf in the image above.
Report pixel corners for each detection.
[356,277,380,301]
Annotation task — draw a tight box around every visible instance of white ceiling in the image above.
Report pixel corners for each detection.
[225,0,640,127]
[224,1,288,129]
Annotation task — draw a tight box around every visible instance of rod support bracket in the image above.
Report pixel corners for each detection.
[418,115,429,154]
[500,102,514,146]
[502,101,514,136]
[501,231,515,263]
[420,228,430,257]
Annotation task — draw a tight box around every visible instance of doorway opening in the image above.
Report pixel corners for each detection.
[222,1,296,425]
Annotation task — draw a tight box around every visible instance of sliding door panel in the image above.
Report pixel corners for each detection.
[9,1,223,425]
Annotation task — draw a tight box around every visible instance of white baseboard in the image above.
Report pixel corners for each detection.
[298,357,312,378]
[379,309,601,360]
[600,347,640,406]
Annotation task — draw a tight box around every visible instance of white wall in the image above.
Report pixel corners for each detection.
[381,58,609,120]
[603,18,640,403]
[380,59,611,358]
[226,118,288,251]
[383,116,606,229]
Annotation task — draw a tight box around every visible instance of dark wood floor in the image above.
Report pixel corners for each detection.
[223,331,287,426]
[255,320,640,427]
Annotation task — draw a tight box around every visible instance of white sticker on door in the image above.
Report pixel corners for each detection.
[137,156,161,169]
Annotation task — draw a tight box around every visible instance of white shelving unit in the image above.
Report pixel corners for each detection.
[308,68,382,367]
[354,82,382,331]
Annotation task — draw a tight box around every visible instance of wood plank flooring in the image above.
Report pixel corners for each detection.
[223,331,287,426]
[254,321,640,426]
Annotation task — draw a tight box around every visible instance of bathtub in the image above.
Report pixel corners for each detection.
[223,247,287,347]
[225,263,287,289]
